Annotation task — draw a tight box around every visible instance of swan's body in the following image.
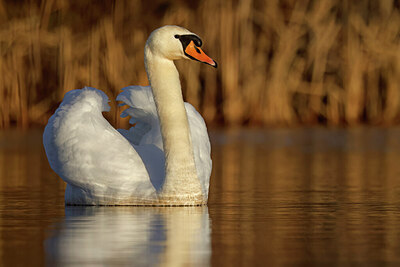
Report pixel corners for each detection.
[43,26,216,205]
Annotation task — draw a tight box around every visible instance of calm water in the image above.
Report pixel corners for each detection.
[1,128,400,266]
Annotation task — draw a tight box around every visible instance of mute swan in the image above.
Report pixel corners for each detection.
[43,25,217,206]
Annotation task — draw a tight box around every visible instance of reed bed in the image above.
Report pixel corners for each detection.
[0,0,399,128]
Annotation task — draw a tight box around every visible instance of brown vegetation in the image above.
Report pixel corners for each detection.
[0,0,399,128]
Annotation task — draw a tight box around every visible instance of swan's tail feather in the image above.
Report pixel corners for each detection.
[117,86,159,145]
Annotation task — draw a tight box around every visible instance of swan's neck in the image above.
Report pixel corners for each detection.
[145,48,203,203]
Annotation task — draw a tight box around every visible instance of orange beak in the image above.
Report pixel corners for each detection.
[185,41,217,68]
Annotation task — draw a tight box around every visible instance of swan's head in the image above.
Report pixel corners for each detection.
[145,25,217,68]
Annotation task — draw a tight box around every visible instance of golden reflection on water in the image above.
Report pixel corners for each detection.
[1,128,400,266]
[46,206,210,266]
[208,128,400,266]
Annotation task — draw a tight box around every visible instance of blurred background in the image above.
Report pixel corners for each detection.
[1,0,399,129]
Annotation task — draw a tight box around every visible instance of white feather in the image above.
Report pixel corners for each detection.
[43,87,157,205]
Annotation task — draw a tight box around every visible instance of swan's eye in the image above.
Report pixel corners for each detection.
[193,38,202,47]
[174,35,180,39]
[177,35,203,48]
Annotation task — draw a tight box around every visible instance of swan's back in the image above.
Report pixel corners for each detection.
[43,87,156,204]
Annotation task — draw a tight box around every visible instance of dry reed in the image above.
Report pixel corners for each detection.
[0,0,399,128]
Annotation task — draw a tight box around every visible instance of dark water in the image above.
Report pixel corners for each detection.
[1,128,400,266]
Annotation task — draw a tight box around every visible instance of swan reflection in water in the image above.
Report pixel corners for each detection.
[45,206,210,266]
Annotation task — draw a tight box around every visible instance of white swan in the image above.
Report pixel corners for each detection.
[43,25,217,206]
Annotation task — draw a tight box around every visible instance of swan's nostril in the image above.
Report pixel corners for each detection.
[194,46,201,54]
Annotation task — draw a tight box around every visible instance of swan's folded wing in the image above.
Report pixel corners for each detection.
[43,87,156,200]
[117,86,155,109]
[117,86,162,148]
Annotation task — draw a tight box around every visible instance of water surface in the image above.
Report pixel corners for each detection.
[1,128,400,266]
